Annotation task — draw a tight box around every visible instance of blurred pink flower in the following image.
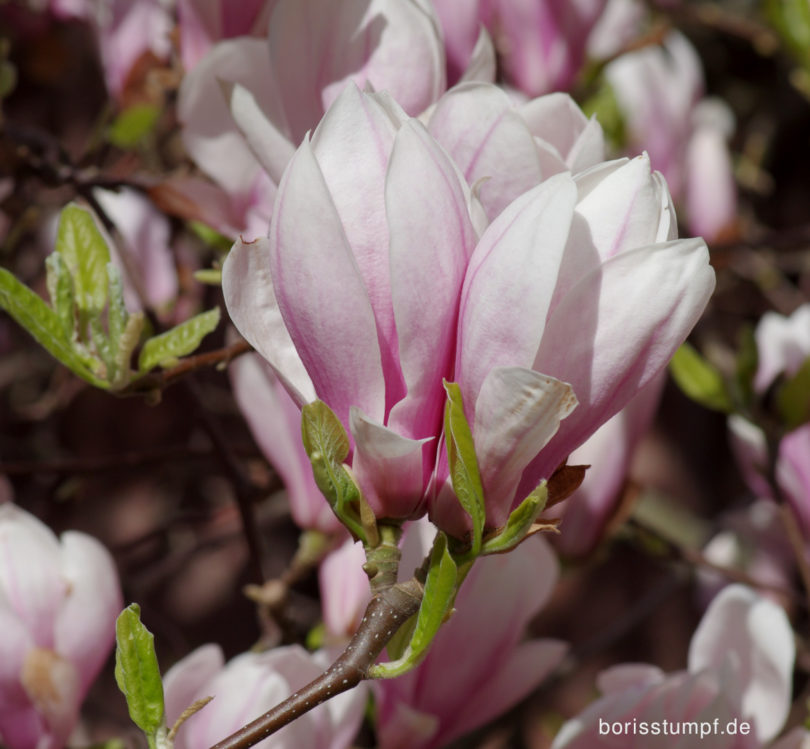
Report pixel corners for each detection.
[375,534,566,749]
[163,644,367,749]
[0,504,123,749]
[318,539,370,643]
[177,0,449,238]
[225,84,714,532]
[551,584,800,748]
[431,0,608,94]
[605,31,737,242]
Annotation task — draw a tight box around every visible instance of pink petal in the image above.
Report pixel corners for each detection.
[457,173,577,408]
[318,540,370,642]
[457,27,497,85]
[385,120,478,442]
[753,305,810,393]
[349,408,431,520]
[269,135,386,427]
[222,237,315,407]
[473,367,577,527]
[163,643,225,739]
[688,584,794,741]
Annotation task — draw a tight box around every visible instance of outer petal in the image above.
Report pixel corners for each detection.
[778,424,810,536]
[457,173,577,407]
[457,27,497,85]
[53,531,122,693]
[427,82,544,220]
[222,238,315,406]
[269,0,444,142]
[431,0,486,84]
[349,408,431,519]
[229,353,341,533]
[270,136,386,427]
[473,367,577,527]
[524,238,715,486]
[386,120,478,442]
[688,584,794,741]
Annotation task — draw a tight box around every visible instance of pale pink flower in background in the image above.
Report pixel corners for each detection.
[230,352,344,534]
[431,0,608,95]
[605,31,737,242]
[551,584,799,748]
[0,504,123,749]
[318,539,369,643]
[163,644,367,749]
[431,154,715,537]
[586,0,645,60]
[177,0,447,237]
[374,535,566,749]
[729,305,810,537]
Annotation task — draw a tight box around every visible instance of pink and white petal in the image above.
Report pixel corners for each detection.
[727,415,772,500]
[754,305,810,393]
[319,541,370,642]
[349,409,431,520]
[427,82,544,219]
[688,584,794,742]
[457,27,497,84]
[0,597,33,703]
[432,0,486,84]
[525,238,715,484]
[778,424,810,536]
[54,532,122,692]
[178,0,224,70]
[222,237,315,406]
[442,638,567,746]
[385,120,478,441]
[0,505,64,648]
[473,367,577,527]
[565,116,607,174]
[770,728,810,749]
[225,81,296,186]
[229,353,340,533]
[458,173,577,406]
[375,702,440,749]
[163,644,225,736]
[270,138,385,426]
[596,663,666,695]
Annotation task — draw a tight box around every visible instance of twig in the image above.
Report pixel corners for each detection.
[209,579,424,749]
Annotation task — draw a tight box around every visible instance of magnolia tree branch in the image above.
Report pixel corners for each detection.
[209,578,424,749]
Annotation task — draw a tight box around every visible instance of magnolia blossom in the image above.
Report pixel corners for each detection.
[224,82,714,534]
[176,0,450,237]
[431,0,608,93]
[552,585,803,749]
[728,305,810,538]
[0,504,123,749]
[605,31,737,242]
[163,644,367,749]
[375,534,566,749]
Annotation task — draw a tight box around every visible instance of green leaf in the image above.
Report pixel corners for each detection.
[45,253,76,337]
[114,604,165,742]
[733,325,758,410]
[776,356,810,430]
[192,268,223,286]
[481,481,548,555]
[669,343,733,413]
[56,204,111,315]
[137,307,220,372]
[107,104,160,149]
[300,400,365,539]
[443,381,485,555]
[767,0,810,68]
[0,267,108,388]
[369,533,458,678]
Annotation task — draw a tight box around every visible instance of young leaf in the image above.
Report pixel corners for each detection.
[481,481,548,555]
[0,267,108,388]
[669,342,733,413]
[56,204,111,315]
[45,253,75,337]
[137,307,220,372]
[733,324,758,410]
[776,356,810,430]
[369,532,458,678]
[300,401,366,540]
[107,104,160,149]
[114,604,165,743]
[443,381,485,555]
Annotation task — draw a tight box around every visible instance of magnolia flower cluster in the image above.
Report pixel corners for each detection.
[0,503,122,749]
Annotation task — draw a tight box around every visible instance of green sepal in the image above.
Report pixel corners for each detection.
[114,604,166,747]
[0,266,108,388]
[368,532,458,679]
[776,356,810,430]
[56,204,111,316]
[138,307,220,372]
[443,381,485,555]
[45,253,75,337]
[300,400,367,541]
[107,104,160,149]
[192,268,223,286]
[669,342,733,413]
[481,480,548,555]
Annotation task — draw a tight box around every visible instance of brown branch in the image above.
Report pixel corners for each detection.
[209,579,424,749]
